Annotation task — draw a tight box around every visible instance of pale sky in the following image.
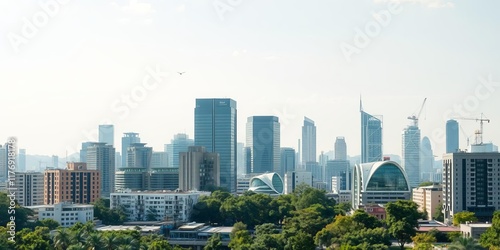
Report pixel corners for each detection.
[1,0,500,160]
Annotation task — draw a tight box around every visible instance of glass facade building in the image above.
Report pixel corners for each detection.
[121,132,140,168]
[360,104,383,163]
[246,116,280,174]
[195,98,237,193]
[249,172,284,195]
[446,119,459,153]
[402,125,421,188]
[302,117,317,164]
[165,133,194,168]
[99,124,114,146]
[280,147,296,179]
[352,161,411,209]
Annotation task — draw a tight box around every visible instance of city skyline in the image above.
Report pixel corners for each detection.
[1,1,500,160]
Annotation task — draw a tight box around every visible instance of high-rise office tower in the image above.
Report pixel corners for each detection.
[15,171,44,206]
[18,149,26,172]
[99,124,114,146]
[237,142,245,176]
[280,148,296,178]
[360,100,383,163]
[325,160,351,192]
[179,146,220,191]
[305,162,322,183]
[80,142,94,163]
[44,162,100,204]
[302,117,317,164]
[246,116,280,174]
[194,98,237,193]
[402,124,421,188]
[443,152,500,223]
[127,143,152,169]
[166,133,194,168]
[52,155,59,168]
[446,119,459,153]
[420,136,434,178]
[335,137,347,161]
[121,132,140,168]
[86,142,115,198]
[151,151,168,168]
[115,152,121,172]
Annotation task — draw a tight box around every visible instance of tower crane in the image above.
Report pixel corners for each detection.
[452,113,490,145]
[407,98,427,127]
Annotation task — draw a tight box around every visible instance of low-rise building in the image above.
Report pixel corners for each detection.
[359,204,386,220]
[27,202,94,227]
[110,190,210,223]
[169,222,231,250]
[460,222,492,239]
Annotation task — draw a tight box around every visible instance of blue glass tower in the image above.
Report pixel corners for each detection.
[360,100,383,163]
[246,116,280,175]
[195,98,237,193]
[446,119,459,153]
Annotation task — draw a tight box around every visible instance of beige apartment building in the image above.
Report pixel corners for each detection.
[44,162,100,204]
[412,184,442,220]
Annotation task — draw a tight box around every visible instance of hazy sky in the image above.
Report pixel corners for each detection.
[1,0,500,160]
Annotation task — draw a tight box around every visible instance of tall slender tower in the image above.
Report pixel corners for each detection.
[166,134,194,168]
[446,119,459,153]
[402,124,421,188]
[246,116,280,174]
[360,99,383,163]
[302,117,317,164]
[334,136,347,160]
[194,98,237,193]
[86,142,115,198]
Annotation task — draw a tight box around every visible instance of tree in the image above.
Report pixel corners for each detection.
[204,233,223,250]
[480,210,500,249]
[0,192,34,230]
[102,233,122,250]
[85,232,104,250]
[229,222,252,250]
[419,181,434,187]
[453,211,478,226]
[146,208,158,221]
[448,236,482,250]
[286,204,332,237]
[434,201,444,222]
[352,209,382,229]
[149,240,173,250]
[284,230,315,250]
[385,200,421,249]
[412,233,436,250]
[334,202,352,215]
[53,227,72,250]
[37,218,60,230]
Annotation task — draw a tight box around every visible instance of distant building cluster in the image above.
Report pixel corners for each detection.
[2,97,500,226]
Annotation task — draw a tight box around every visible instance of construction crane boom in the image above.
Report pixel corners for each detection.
[451,113,490,145]
[407,98,427,127]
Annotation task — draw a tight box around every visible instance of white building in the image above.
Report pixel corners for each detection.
[237,177,250,194]
[352,161,411,209]
[27,202,94,227]
[284,171,313,194]
[443,152,500,224]
[15,171,44,206]
[110,190,210,223]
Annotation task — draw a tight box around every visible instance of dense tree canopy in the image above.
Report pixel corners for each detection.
[453,211,478,226]
[480,210,500,249]
[385,200,422,249]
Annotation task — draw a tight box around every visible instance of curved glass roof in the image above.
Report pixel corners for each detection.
[366,163,409,191]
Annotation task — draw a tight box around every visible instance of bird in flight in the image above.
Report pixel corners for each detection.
[178,72,185,75]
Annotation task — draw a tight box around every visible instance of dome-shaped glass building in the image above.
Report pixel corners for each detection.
[248,173,284,195]
[352,160,411,209]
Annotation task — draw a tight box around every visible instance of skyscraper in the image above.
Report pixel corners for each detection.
[280,148,296,178]
[127,143,152,169]
[0,145,6,180]
[80,142,94,163]
[237,142,245,176]
[52,155,59,168]
[179,146,220,191]
[334,136,347,160]
[302,117,317,164]
[151,151,168,168]
[360,101,383,163]
[446,119,459,153]
[402,124,421,188]
[99,124,114,146]
[18,149,26,172]
[420,136,434,178]
[195,98,237,193]
[246,116,280,174]
[166,133,194,168]
[86,142,115,197]
[121,132,140,168]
